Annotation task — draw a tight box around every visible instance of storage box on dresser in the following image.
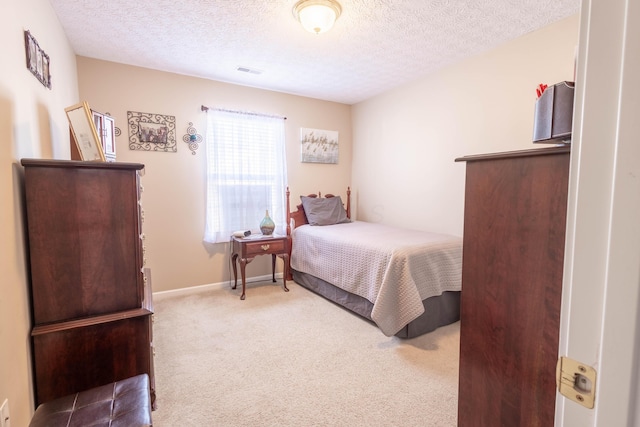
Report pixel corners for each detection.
[20,159,155,408]
[455,146,570,427]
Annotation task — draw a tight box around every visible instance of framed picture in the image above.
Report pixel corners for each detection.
[127,111,177,152]
[24,30,51,89]
[300,127,339,164]
[65,102,106,161]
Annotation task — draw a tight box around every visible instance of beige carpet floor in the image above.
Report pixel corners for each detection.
[151,280,460,426]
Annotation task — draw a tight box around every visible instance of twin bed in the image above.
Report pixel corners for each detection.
[286,188,462,338]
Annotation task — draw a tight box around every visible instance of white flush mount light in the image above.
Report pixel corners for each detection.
[293,0,342,35]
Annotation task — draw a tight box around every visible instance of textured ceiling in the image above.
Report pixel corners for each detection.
[49,0,580,105]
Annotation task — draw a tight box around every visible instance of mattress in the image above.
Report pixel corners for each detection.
[291,221,462,336]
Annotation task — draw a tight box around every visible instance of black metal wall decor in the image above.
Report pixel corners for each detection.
[183,122,202,155]
[24,30,51,89]
[127,111,177,152]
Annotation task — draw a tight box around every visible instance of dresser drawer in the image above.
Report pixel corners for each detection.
[244,239,286,256]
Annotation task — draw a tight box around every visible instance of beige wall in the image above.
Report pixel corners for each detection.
[76,58,353,293]
[75,15,579,296]
[1,1,79,425]
[352,14,579,236]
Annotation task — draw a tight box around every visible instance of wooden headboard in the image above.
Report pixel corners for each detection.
[286,187,351,236]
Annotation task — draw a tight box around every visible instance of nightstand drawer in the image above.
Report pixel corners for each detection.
[244,239,286,256]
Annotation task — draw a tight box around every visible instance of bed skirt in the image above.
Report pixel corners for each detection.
[292,269,460,339]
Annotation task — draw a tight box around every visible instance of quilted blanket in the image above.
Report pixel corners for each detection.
[291,221,462,336]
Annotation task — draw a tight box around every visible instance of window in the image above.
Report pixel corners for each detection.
[203,109,287,243]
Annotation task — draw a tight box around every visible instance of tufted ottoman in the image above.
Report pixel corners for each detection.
[29,374,152,427]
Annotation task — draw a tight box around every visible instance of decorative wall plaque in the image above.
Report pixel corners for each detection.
[128,111,177,152]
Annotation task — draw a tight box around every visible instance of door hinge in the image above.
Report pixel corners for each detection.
[556,356,597,409]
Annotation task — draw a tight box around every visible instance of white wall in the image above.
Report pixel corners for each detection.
[0,1,79,425]
[352,15,579,236]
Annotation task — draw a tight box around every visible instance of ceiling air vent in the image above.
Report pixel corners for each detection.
[237,66,263,75]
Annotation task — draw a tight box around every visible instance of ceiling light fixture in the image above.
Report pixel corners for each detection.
[293,0,342,35]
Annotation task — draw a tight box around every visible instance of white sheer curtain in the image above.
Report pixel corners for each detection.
[203,109,287,244]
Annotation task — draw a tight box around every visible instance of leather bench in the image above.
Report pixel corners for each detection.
[29,374,152,427]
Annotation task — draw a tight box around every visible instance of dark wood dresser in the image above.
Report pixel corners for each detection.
[455,146,570,426]
[21,159,154,407]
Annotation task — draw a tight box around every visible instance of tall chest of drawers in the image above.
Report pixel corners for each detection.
[20,159,154,407]
[455,147,570,426]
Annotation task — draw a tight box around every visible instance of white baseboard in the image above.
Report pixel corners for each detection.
[152,273,283,300]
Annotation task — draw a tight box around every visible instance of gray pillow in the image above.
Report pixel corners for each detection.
[300,196,351,226]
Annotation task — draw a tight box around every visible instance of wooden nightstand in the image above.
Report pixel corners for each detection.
[231,235,290,300]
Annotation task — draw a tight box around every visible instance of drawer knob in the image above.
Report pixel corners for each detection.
[261,244,270,251]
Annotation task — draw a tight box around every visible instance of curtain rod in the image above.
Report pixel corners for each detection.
[201,105,286,120]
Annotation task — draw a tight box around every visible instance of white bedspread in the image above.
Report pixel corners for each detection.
[291,221,462,336]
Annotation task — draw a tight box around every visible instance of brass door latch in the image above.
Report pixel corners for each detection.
[556,356,597,409]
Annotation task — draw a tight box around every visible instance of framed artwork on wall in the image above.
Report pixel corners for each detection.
[127,111,177,152]
[300,127,339,164]
[24,30,51,89]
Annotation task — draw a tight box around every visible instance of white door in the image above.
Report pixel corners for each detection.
[556,0,640,425]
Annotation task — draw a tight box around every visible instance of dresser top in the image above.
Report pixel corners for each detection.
[21,158,144,171]
[455,145,570,163]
